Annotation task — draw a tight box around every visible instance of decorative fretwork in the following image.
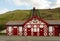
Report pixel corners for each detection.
[44,25,48,36]
[24,28,27,36]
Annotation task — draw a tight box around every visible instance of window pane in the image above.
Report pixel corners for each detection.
[8,26,12,32]
[19,26,22,31]
[34,28,37,32]
[49,26,53,32]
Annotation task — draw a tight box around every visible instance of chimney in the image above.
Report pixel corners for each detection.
[32,7,37,16]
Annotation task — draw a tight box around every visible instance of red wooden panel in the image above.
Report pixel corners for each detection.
[54,28,59,36]
[39,28,44,36]
[27,28,31,36]
[13,28,18,35]
[33,32,37,36]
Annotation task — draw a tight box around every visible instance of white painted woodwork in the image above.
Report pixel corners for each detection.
[40,25,44,28]
[41,22,45,24]
[8,26,12,32]
[31,28,33,32]
[27,25,31,28]
[37,28,39,32]
[34,25,37,28]
[33,28,37,32]
[49,26,53,32]
[19,26,22,31]
[25,29,27,31]
[14,26,17,28]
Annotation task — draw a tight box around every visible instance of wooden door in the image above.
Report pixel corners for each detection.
[13,28,18,35]
[55,28,59,36]
[27,28,31,36]
[39,28,44,36]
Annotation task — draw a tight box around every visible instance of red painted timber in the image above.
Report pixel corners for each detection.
[13,28,18,35]
[39,28,44,36]
[33,32,37,36]
[27,28,31,36]
[54,27,59,36]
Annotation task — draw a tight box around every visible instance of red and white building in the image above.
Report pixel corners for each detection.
[6,8,60,36]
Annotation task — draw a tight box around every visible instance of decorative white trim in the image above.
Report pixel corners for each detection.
[27,25,31,28]
[34,25,37,28]
[31,28,33,32]
[37,28,39,32]
[33,28,37,32]
[37,28,39,36]
[40,25,44,28]
[14,26,17,28]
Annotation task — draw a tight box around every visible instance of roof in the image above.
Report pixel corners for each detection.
[6,21,25,25]
[45,20,60,25]
[6,20,60,25]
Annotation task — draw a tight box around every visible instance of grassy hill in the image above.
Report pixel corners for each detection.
[0,8,60,31]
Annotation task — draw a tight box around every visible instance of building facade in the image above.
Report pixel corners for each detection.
[6,8,60,36]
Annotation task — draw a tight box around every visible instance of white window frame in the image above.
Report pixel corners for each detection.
[19,26,22,31]
[49,26,53,32]
[8,26,12,32]
[33,28,37,32]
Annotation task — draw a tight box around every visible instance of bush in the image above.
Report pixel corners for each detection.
[0,24,6,31]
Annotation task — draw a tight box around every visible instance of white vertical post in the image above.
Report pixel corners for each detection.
[31,28,33,36]
[19,26,22,36]
[37,28,39,36]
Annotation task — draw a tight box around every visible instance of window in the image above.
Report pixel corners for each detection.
[19,26,22,31]
[8,26,12,32]
[49,26,53,32]
[33,28,37,32]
